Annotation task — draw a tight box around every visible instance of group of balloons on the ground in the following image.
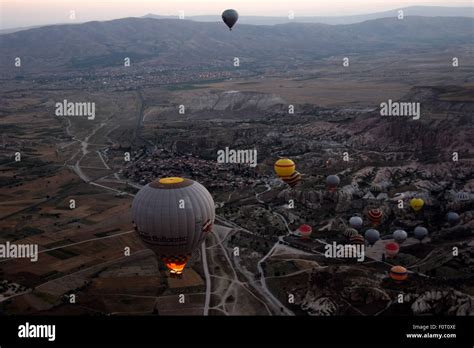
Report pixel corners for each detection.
[131,153,462,280]
[276,158,462,283]
[298,210,460,282]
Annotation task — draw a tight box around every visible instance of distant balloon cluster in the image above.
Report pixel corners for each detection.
[270,156,462,284]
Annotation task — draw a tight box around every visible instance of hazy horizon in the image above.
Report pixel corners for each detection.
[1,0,472,29]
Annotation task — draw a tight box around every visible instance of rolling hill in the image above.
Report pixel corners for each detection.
[0,16,472,74]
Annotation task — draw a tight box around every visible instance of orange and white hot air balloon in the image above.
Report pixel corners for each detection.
[390,265,408,282]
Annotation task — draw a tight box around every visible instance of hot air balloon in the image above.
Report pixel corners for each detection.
[298,224,312,240]
[326,175,340,192]
[446,212,460,226]
[385,242,400,258]
[349,216,363,230]
[364,229,380,246]
[343,228,358,238]
[390,265,408,282]
[131,177,215,277]
[456,191,469,202]
[350,234,365,245]
[222,9,239,30]
[392,229,407,244]
[275,158,295,177]
[368,208,383,226]
[414,226,428,242]
[410,198,424,212]
[274,158,301,188]
[283,171,302,188]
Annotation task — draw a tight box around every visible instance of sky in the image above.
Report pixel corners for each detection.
[0,0,472,29]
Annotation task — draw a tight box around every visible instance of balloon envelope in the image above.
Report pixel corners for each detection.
[392,230,407,244]
[390,265,408,281]
[349,216,363,229]
[365,229,380,245]
[274,158,296,178]
[298,224,312,239]
[282,170,301,188]
[414,226,428,241]
[344,228,358,238]
[350,234,365,245]
[410,198,424,212]
[132,177,215,276]
[368,208,383,225]
[326,175,340,190]
[447,212,460,225]
[385,242,400,258]
[222,9,239,30]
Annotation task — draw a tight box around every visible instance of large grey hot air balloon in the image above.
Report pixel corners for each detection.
[392,229,407,244]
[414,226,428,242]
[349,216,363,230]
[132,177,215,277]
[364,229,380,246]
[222,9,239,30]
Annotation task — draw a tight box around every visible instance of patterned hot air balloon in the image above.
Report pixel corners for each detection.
[283,171,302,188]
[132,177,215,277]
[274,158,301,188]
[350,234,365,245]
[390,265,408,282]
[274,158,295,177]
[410,198,424,212]
[368,208,383,226]
[298,224,312,240]
[385,242,400,258]
[344,228,359,238]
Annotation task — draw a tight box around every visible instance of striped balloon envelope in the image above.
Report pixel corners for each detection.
[368,208,383,226]
[350,234,365,245]
[132,177,215,277]
[274,158,296,177]
[390,265,408,282]
[344,228,359,238]
[282,171,302,188]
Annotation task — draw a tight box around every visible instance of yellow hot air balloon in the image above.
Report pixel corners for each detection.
[410,198,424,212]
[274,158,296,178]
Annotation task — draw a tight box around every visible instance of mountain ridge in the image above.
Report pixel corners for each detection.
[1,16,472,74]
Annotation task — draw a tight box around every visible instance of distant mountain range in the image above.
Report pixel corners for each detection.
[144,6,474,25]
[1,6,472,35]
[0,15,472,74]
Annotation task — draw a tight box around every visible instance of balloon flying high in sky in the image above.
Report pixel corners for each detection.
[222,9,239,30]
